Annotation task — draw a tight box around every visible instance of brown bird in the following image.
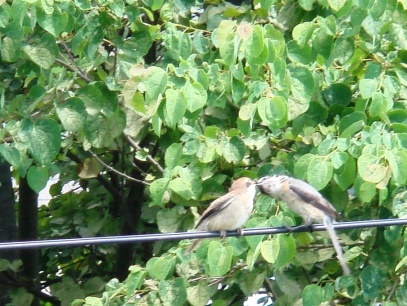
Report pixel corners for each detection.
[186,177,256,252]
[257,175,351,275]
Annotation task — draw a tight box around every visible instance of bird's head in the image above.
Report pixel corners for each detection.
[255,175,287,195]
[229,177,257,199]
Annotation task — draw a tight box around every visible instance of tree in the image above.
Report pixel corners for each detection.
[1,0,407,305]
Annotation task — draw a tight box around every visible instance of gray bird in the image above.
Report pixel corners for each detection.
[187,177,256,252]
[257,175,351,275]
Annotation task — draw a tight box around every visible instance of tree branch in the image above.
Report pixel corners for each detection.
[57,41,92,83]
[89,150,150,185]
[124,135,164,173]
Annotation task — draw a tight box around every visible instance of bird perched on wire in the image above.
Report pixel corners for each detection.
[186,177,256,253]
[256,175,351,275]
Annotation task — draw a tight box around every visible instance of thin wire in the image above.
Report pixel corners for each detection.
[0,218,406,250]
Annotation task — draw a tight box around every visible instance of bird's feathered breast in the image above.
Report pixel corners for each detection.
[288,179,340,220]
[195,194,236,228]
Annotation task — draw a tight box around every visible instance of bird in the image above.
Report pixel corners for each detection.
[256,175,351,275]
[186,177,256,253]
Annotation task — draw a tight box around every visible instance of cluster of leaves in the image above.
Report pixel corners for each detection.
[2,0,407,305]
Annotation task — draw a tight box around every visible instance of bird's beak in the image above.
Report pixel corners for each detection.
[253,179,262,186]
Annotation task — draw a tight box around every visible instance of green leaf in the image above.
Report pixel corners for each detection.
[222,136,245,163]
[312,27,333,59]
[50,276,85,305]
[396,256,407,272]
[77,82,118,117]
[369,92,386,117]
[187,283,214,306]
[1,36,20,62]
[164,25,192,60]
[299,0,316,10]
[302,284,325,306]
[287,40,314,64]
[165,143,183,169]
[81,297,103,306]
[339,111,367,137]
[77,85,104,116]
[144,67,168,103]
[245,24,264,58]
[27,165,49,193]
[193,30,210,54]
[354,177,376,202]
[384,225,402,244]
[329,37,354,65]
[330,152,348,169]
[359,78,378,99]
[142,0,165,10]
[22,44,55,69]
[244,217,269,250]
[307,159,333,190]
[0,144,21,168]
[164,88,187,128]
[19,119,61,165]
[158,278,187,306]
[288,66,314,103]
[130,92,146,115]
[294,153,316,180]
[322,83,352,106]
[56,98,87,132]
[37,6,68,37]
[219,33,235,66]
[274,234,296,268]
[257,97,288,129]
[207,241,233,277]
[169,178,194,200]
[260,239,279,264]
[149,178,170,205]
[8,288,34,306]
[334,156,356,191]
[184,80,207,113]
[292,22,314,47]
[386,148,407,185]
[392,190,407,217]
[358,153,387,183]
[390,24,407,51]
[239,103,257,121]
[41,0,54,14]
[147,256,175,281]
[156,208,182,233]
[231,78,245,103]
[360,266,384,300]
[240,270,267,296]
[125,266,147,294]
[328,0,346,11]
[85,109,126,148]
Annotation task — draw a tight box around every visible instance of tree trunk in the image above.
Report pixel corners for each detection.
[18,176,39,306]
[0,161,18,304]
[114,170,146,281]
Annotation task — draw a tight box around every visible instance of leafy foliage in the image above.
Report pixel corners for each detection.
[2,0,407,305]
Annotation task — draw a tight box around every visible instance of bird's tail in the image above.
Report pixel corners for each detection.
[185,238,203,254]
[323,217,351,276]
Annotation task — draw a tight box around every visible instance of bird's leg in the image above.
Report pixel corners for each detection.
[286,219,314,232]
[290,224,314,232]
[237,228,244,236]
[220,230,227,238]
[292,219,314,232]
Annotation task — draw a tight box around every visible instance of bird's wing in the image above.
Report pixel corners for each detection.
[195,194,236,228]
[288,178,340,219]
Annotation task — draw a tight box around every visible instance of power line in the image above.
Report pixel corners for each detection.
[0,218,406,251]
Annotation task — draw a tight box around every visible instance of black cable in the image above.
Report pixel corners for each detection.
[0,218,406,250]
